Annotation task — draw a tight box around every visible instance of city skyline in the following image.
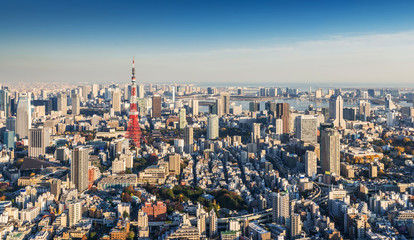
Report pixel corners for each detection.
[2,0,414,85]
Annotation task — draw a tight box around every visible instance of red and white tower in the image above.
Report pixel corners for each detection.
[125,58,142,147]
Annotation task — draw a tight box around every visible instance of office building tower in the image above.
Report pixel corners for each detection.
[191,99,198,116]
[209,209,218,238]
[50,179,61,200]
[215,98,223,117]
[28,127,50,158]
[184,126,193,154]
[343,107,357,121]
[68,200,82,227]
[6,117,15,132]
[0,88,10,118]
[321,128,340,175]
[71,147,89,192]
[168,153,181,175]
[385,94,396,110]
[179,108,187,129]
[81,85,90,101]
[265,101,277,113]
[91,84,99,98]
[137,84,145,99]
[290,213,302,239]
[207,115,219,140]
[237,88,242,95]
[359,101,371,118]
[276,103,290,134]
[304,151,317,177]
[3,130,14,149]
[152,95,161,118]
[272,192,289,225]
[275,118,283,135]
[369,163,377,178]
[72,92,80,115]
[57,92,67,115]
[329,95,346,128]
[111,89,121,114]
[252,123,261,143]
[294,115,317,143]
[249,101,260,112]
[16,93,31,139]
[220,93,230,114]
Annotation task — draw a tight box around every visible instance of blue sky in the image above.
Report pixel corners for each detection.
[1,0,414,86]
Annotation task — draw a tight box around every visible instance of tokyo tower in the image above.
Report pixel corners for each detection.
[125,58,142,147]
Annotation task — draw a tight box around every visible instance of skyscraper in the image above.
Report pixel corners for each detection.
[252,123,261,143]
[111,89,121,114]
[57,92,67,115]
[137,85,145,98]
[191,99,199,116]
[16,93,31,139]
[71,147,89,192]
[276,103,290,134]
[3,130,15,149]
[72,92,80,115]
[152,95,161,118]
[321,128,340,175]
[290,213,302,239]
[220,92,230,114]
[0,88,10,118]
[329,95,346,128]
[272,192,290,225]
[209,209,218,238]
[215,98,223,117]
[168,153,181,175]
[68,200,82,227]
[184,126,193,154]
[91,84,99,98]
[294,115,317,143]
[179,108,187,129]
[304,151,317,177]
[28,127,50,158]
[207,115,219,140]
[249,101,260,112]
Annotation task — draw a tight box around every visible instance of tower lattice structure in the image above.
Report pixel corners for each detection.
[125,58,142,147]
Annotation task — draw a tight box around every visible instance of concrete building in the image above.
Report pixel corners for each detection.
[295,115,317,143]
[321,128,340,176]
[304,151,317,177]
[57,92,67,115]
[68,200,82,227]
[168,153,181,175]
[184,126,193,154]
[329,95,346,128]
[179,108,187,129]
[111,89,121,114]
[152,95,161,118]
[16,93,31,139]
[207,115,219,140]
[272,192,289,225]
[72,92,80,115]
[276,103,289,134]
[71,147,89,192]
[28,127,50,158]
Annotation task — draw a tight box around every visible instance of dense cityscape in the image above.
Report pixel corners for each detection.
[1,58,414,240]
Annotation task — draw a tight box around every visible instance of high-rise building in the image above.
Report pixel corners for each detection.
[252,123,261,143]
[215,98,223,117]
[71,147,89,192]
[111,89,121,115]
[168,153,181,175]
[57,92,67,115]
[321,128,340,175]
[68,200,82,227]
[209,209,218,238]
[152,95,161,118]
[275,118,283,135]
[179,108,187,129]
[272,192,289,225]
[137,85,145,98]
[137,209,149,238]
[276,103,289,134]
[207,115,219,140]
[72,92,80,115]
[329,95,346,128]
[6,117,15,132]
[91,84,99,98]
[197,213,207,237]
[220,93,230,114]
[359,101,371,118]
[249,101,260,112]
[28,127,50,158]
[184,126,193,154]
[3,130,14,149]
[0,88,10,118]
[304,151,317,177]
[290,213,302,239]
[294,115,317,143]
[191,99,198,116]
[16,93,31,139]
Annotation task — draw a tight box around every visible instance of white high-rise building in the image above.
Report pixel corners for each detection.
[275,118,283,135]
[295,115,317,143]
[191,99,199,116]
[72,92,80,115]
[91,84,99,98]
[329,95,346,128]
[16,93,31,139]
[272,192,289,225]
[207,115,219,140]
[179,108,187,129]
[111,89,121,114]
[304,151,317,177]
[209,209,218,238]
[137,85,145,99]
[71,147,89,192]
[68,200,82,227]
[28,127,50,158]
[321,128,340,175]
[252,123,261,143]
[57,92,67,115]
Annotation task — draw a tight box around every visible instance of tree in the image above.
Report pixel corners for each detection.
[127,230,135,240]
[89,232,97,240]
